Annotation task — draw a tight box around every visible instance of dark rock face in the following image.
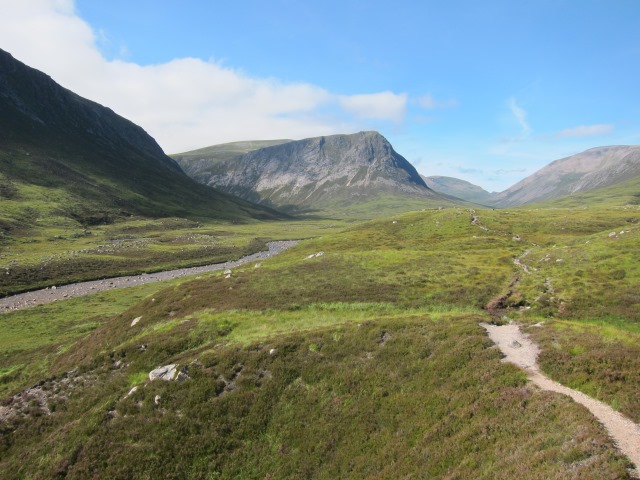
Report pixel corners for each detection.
[174,131,437,210]
[0,48,180,174]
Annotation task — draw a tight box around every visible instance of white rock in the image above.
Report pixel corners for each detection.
[149,364,178,381]
[131,316,142,327]
[154,395,161,405]
[269,348,277,356]
[609,232,617,237]
[126,386,138,397]
[224,269,232,275]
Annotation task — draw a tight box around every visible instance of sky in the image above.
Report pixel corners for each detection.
[0,0,639,191]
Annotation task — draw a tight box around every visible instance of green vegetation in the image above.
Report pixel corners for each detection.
[2,204,640,478]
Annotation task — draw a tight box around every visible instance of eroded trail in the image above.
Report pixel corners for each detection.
[0,240,299,313]
[481,322,640,476]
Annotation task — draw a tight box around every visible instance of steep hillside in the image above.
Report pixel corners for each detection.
[493,146,640,207]
[0,48,280,234]
[423,175,497,205]
[172,132,455,215]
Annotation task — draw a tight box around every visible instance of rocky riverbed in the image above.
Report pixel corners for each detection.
[0,240,299,313]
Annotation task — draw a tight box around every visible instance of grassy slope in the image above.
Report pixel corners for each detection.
[2,207,639,478]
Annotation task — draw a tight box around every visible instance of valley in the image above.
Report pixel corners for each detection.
[2,46,640,479]
[2,205,640,478]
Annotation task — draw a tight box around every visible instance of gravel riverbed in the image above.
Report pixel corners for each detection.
[0,240,299,313]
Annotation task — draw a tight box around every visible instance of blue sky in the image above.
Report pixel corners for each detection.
[1,0,639,191]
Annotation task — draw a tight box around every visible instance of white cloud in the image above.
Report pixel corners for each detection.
[556,124,614,138]
[0,0,406,152]
[507,97,532,137]
[339,92,408,122]
[416,93,458,109]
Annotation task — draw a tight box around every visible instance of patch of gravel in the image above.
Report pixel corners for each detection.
[0,240,299,313]
[481,322,640,477]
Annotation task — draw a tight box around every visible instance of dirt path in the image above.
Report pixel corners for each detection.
[0,240,299,313]
[481,322,640,476]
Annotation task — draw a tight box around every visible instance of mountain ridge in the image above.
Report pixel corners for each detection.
[172,131,453,214]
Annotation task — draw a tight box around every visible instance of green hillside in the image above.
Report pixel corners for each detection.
[2,206,639,478]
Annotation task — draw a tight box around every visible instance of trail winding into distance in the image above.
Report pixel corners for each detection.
[0,240,299,313]
[482,322,640,476]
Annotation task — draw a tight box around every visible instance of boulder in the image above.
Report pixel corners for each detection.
[148,364,188,382]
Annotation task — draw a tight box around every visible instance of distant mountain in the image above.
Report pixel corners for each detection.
[0,48,279,233]
[172,132,455,215]
[422,176,496,205]
[493,146,640,207]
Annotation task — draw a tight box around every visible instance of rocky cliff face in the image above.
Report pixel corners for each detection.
[493,146,640,207]
[174,131,439,211]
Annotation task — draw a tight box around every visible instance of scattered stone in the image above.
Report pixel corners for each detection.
[254,263,261,268]
[509,340,522,349]
[512,235,521,241]
[224,269,232,275]
[139,344,147,352]
[154,395,161,405]
[269,348,277,356]
[130,316,142,327]
[51,285,56,290]
[609,232,617,237]
[126,386,138,397]
[392,220,398,224]
[556,258,564,263]
[378,331,392,346]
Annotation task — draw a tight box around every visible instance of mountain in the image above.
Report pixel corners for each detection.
[0,48,280,234]
[422,175,497,205]
[172,131,454,215]
[173,139,293,185]
[493,146,640,207]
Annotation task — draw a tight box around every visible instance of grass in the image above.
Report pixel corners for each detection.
[0,315,630,479]
[1,205,640,478]
[0,215,349,295]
